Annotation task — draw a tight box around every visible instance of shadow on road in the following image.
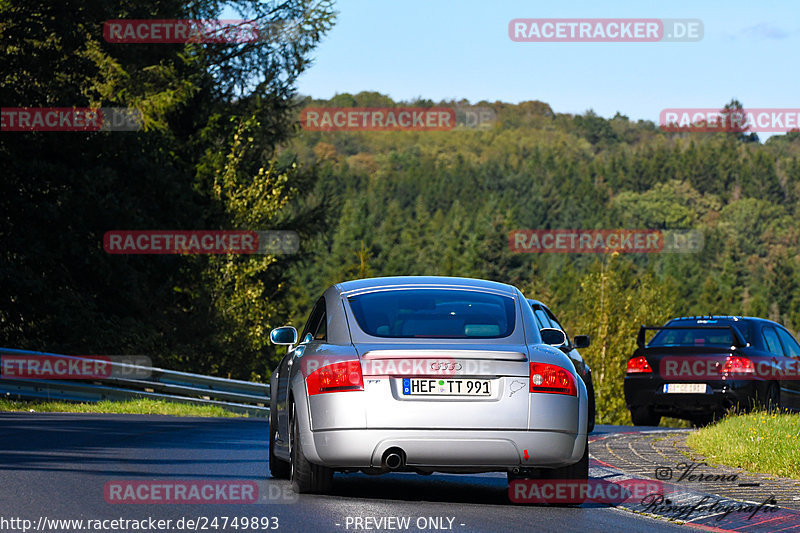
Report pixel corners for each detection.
[0,412,266,478]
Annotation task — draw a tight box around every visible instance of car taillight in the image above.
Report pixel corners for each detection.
[626,356,652,373]
[529,363,577,396]
[306,360,364,395]
[721,356,754,375]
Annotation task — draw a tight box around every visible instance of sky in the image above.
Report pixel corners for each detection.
[292,0,799,135]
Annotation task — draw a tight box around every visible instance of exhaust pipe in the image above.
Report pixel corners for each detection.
[385,453,402,470]
[382,448,405,470]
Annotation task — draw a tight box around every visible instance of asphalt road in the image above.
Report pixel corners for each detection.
[0,413,686,533]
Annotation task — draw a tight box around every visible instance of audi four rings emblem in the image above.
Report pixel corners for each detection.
[430,361,462,371]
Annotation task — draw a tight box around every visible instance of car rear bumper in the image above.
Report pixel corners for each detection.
[624,379,761,415]
[299,428,586,470]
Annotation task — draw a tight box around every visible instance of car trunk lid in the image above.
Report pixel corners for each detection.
[355,342,530,430]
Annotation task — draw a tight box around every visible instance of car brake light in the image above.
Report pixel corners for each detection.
[626,356,652,373]
[306,360,364,395]
[721,356,754,375]
[529,363,577,396]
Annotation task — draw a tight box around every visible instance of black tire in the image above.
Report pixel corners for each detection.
[508,437,588,505]
[507,472,523,483]
[630,406,661,427]
[537,436,590,505]
[689,413,715,428]
[507,468,543,483]
[544,435,589,481]
[289,402,333,494]
[763,383,780,412]
[585,376,596,434]
[269,408,290,479]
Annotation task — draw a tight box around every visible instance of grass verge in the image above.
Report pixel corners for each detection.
[686,410,800,479]
[0,398,246,417]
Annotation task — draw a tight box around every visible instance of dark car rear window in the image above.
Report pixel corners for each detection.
[348,289,515,338]
[648,319,752,347]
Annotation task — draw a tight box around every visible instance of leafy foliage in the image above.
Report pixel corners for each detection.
[3,0,799,430]
[282,92,800,424]
[0,0,335,379]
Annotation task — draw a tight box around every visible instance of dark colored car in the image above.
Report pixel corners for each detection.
[527,299,595,432]
[624,316,800,426]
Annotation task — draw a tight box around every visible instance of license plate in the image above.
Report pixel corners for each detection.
[664,383,708,394]
[402,378,491,396]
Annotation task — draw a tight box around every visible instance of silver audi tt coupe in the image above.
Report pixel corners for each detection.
[268,276,588,494]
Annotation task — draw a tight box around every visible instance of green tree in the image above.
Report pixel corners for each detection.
[0,0,336,380]
[571,254,677,425]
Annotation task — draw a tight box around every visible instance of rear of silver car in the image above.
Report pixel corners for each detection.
[293,280,587,477]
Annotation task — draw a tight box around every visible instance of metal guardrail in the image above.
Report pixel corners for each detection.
[0,348,270,417]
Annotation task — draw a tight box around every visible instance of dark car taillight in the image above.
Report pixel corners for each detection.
[626,356,652,374]
[721,355,755,375]
[306,361,364,395]
[529,363,577,396]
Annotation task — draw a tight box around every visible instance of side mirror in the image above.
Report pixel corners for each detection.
[573,335,591,349]
[270,326,298,346]
[541,328,567,347]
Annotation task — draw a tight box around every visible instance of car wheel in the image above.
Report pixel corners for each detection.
[763,383,780,412]
[289,401,333,494]
[689,413,715,428]
[269,408,290,479]
[585,376,596,433]
[527,435,589,505]
[544,434,589,481]
[507,468,543,483]
[630,406,661,426]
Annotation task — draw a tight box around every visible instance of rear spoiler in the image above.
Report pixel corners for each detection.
[636,325,748,349]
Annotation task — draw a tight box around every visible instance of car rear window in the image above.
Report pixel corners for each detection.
[348,289,515,338]
[648,320,752,347]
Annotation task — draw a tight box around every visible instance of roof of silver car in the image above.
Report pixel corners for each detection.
[336,276,517,296]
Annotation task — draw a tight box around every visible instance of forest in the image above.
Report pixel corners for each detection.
[2,1,799,424]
